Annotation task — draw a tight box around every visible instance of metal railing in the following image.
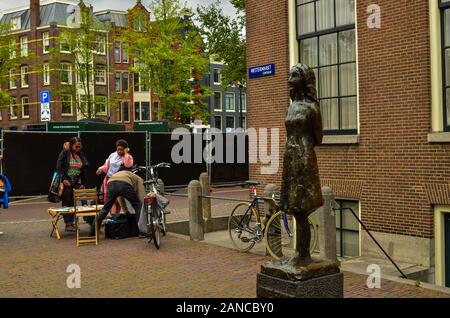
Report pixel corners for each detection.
[333,207,408,279]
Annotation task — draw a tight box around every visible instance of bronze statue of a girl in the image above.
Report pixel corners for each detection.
[280,63,324,266]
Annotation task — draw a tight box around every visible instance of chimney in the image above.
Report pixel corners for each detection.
[30,0,41,29]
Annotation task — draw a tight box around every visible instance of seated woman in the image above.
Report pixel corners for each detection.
[96,139,134,215]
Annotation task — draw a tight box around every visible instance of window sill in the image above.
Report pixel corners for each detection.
[427,132,450,143]
[61,114,73,117]
[322,135,360,145]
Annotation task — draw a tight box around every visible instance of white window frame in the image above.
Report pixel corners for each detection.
[115,72,122,93]
[60,63,72,85]
[117,101,131,123]
[42,32,50,54]
[213,91,222,111]
[11,17,21,31]
[9,39,16,59]
[10,98,18,120]
[225,116,235,132]
[96,35,106,55]
[213,68,221,85]
[241,92,247,112]
[21,66,29,88]
[214,116,222,130]
[60,34,71,53]
[9,69,17,89]
[95,96,108,115]
[21,96,30,119]
[61,95,73,116]
[114,41,121,63]
[122,42,129,63]
[225,92,235,112]
[20,36,28,57]
[43,63,50,86]
[95,65,107,85]
[134,101,150,122]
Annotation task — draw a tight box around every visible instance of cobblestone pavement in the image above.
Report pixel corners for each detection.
[1,220,449,298]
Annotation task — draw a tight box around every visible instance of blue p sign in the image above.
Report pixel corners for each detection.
[40,91,50,103]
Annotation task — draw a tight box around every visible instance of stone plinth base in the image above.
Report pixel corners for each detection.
[256,257,343,298]
[257,271,344,298]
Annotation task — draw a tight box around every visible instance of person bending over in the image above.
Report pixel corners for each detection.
[90,170,144,236]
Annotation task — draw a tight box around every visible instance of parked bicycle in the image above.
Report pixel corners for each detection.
[132,162,171,249]
[228,181,318,259]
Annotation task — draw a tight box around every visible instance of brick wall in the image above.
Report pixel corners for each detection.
[247,0,450,239]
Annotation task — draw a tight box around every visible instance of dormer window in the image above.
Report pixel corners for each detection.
[11,17,21,31]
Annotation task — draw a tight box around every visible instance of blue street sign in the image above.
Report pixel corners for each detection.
[248,64,275,79]
[40,91,50,103]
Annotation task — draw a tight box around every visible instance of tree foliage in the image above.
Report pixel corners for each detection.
[0,23,24,108]
[124,0,210,124]
[51,3,113,119]
[196,0,246,89]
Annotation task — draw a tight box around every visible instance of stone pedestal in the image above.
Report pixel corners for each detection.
[256,257,344,298]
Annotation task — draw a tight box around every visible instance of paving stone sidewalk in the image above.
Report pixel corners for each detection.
[0,221,449,298]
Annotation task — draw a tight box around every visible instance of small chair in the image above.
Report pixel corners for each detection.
[73,188,99,246]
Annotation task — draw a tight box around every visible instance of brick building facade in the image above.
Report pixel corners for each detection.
[246,0,450,287]
[0,0,157,131]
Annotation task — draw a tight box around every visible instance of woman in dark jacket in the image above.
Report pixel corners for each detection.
[56,137,89,232]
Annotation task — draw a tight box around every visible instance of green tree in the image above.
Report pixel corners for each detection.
[124,0,210,123]
[196,0,246,89]
[51,1,113,119]
[0,23,24,107]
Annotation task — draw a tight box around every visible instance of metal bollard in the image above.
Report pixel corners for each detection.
[317,186,338,262]
[199,172,213,233]
[188,180,204,241]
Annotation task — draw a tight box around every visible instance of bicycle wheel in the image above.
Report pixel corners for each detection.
[160,211,167,236]
[228,202,260,252]
[265,212,318,260]
[151,202,161,249]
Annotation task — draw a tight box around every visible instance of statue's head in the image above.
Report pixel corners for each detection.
[288,63,318,103]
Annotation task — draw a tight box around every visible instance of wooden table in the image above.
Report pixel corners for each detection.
[48,205,104,240]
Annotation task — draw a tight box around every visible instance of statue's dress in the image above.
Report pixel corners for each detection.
[281,101,324,216]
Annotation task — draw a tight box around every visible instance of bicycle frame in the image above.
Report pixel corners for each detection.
[236,196,262,235]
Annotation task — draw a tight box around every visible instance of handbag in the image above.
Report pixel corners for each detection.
[47,172,62,203]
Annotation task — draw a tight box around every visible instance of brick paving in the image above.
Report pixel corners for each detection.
[1,219,450,298]
[1,190,450,298]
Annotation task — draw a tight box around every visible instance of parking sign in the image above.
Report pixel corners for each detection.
[40,91,51,122]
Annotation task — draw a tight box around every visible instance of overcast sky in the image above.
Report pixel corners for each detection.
[0,0,237,17]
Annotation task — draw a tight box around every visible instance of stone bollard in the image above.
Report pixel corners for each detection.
[188,180,204,241]
[317,186,338,262]
[263,184,280,218]
[199,172,213,233]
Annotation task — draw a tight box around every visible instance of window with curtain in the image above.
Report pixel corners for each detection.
[225,93,235,111]
[441,0,450,130]
[43,63,50,85]
[43,32,50,54]
[21,65,29,88]
[297,0,357,135]
[10,97,18,119]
